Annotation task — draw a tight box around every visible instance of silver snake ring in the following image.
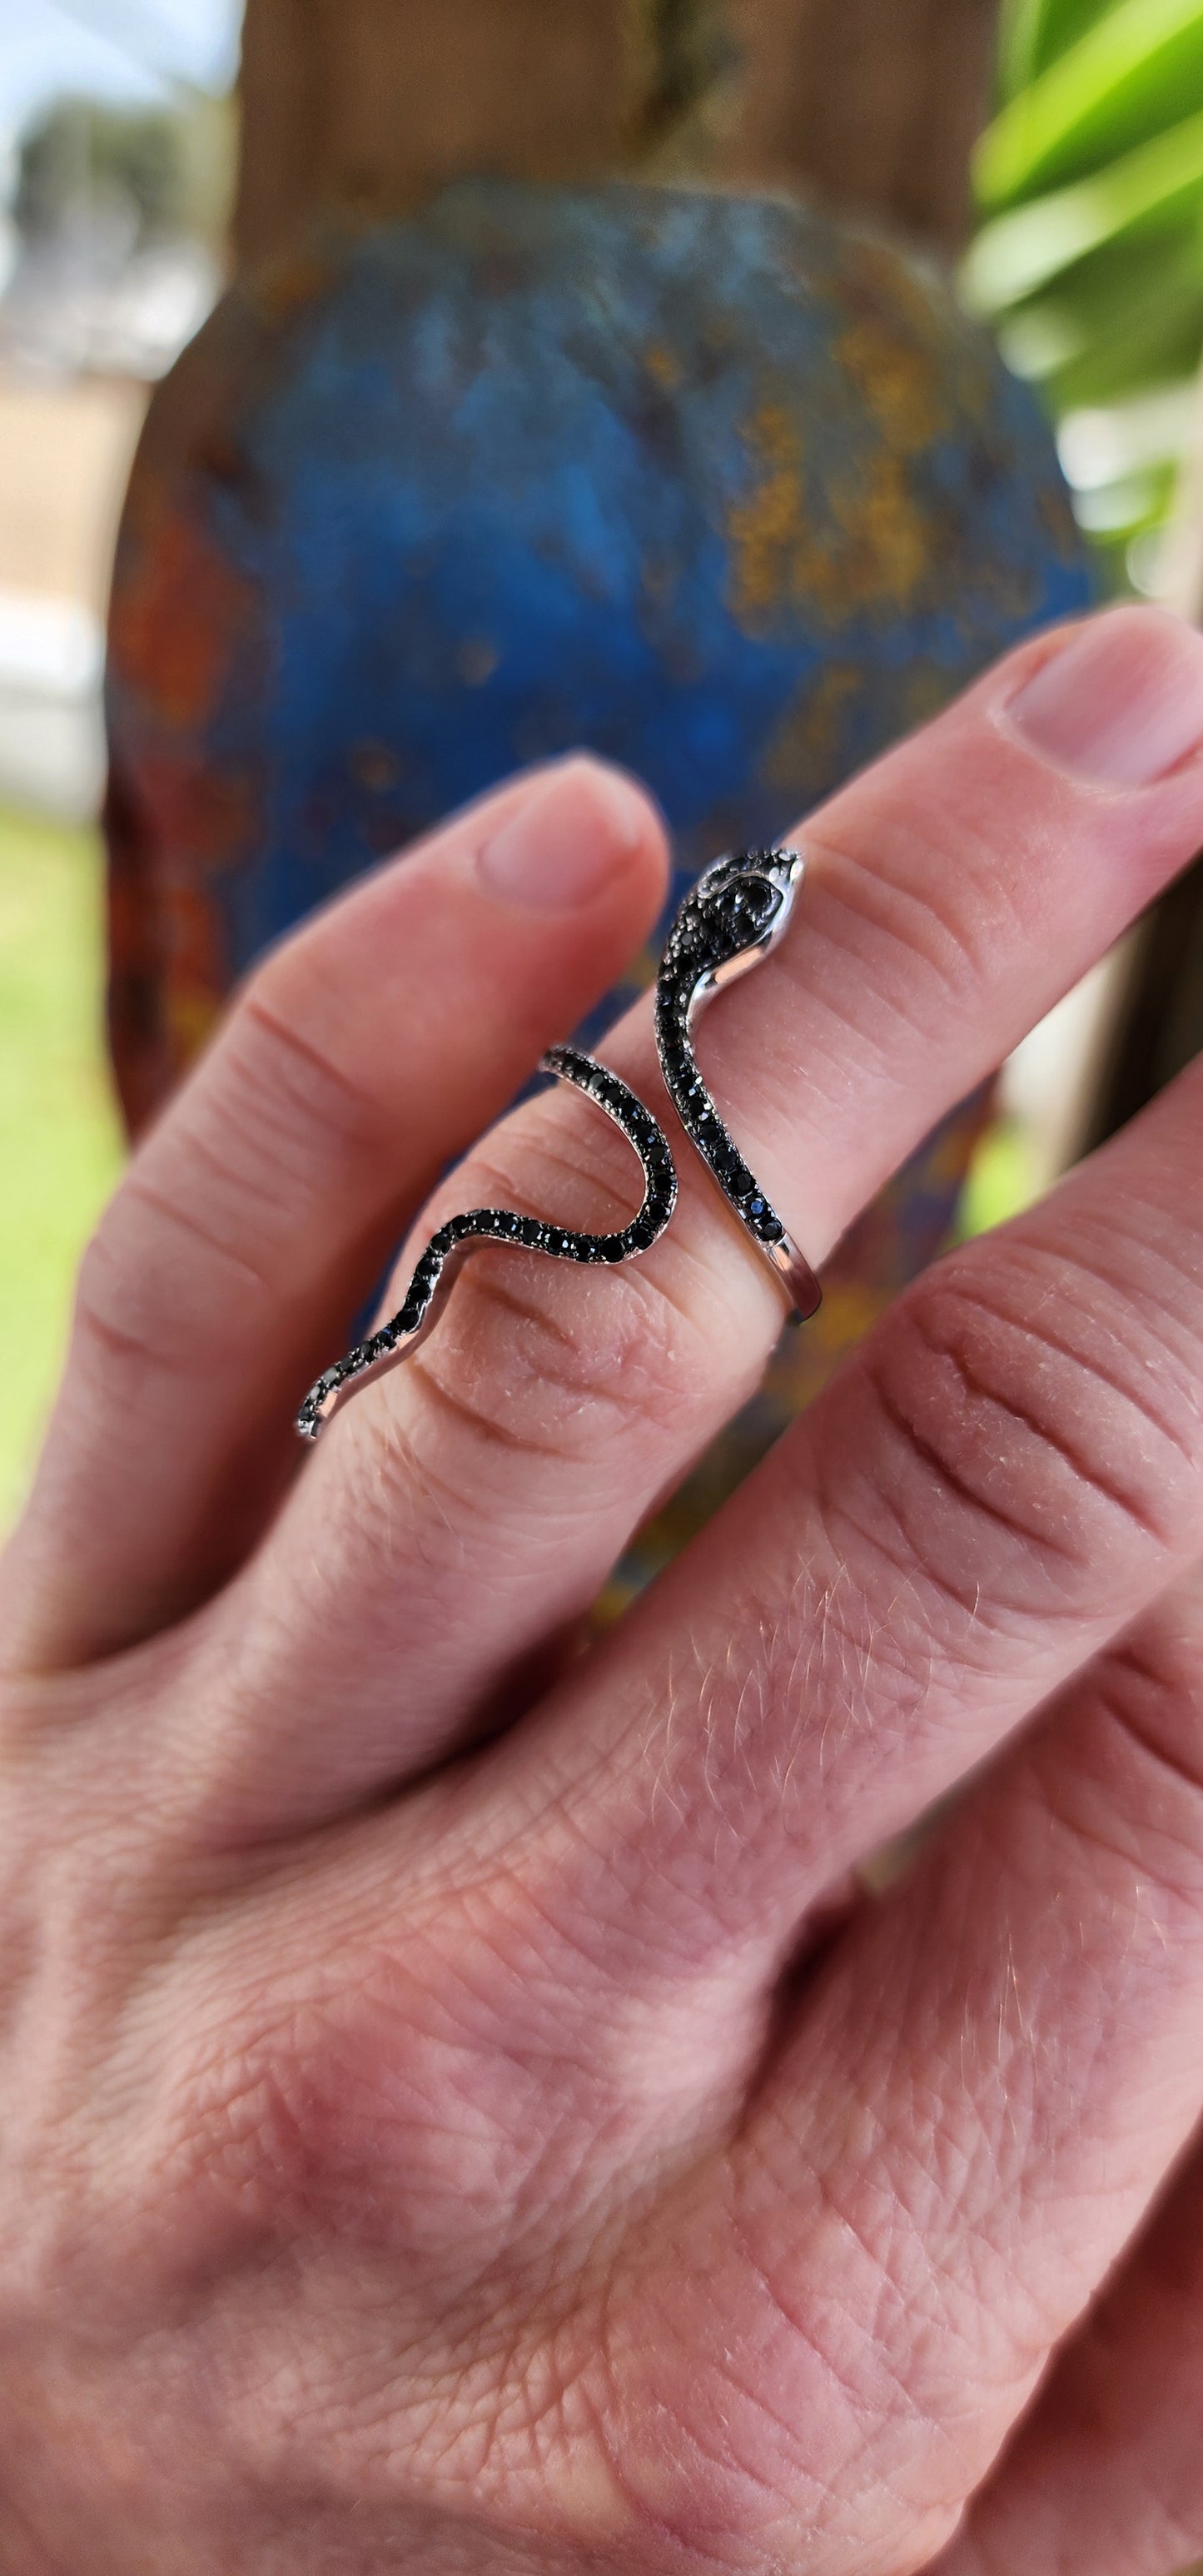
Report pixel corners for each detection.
[296,846,819,1443]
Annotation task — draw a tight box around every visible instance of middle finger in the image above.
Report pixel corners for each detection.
[202,605,1203,1838]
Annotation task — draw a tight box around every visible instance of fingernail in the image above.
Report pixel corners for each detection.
[478,758,648,909]
[1008,606,1203,785]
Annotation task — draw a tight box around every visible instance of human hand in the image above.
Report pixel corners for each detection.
[4,604,1203,2575]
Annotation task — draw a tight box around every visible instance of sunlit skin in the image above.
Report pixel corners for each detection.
[3,604,1203,2573]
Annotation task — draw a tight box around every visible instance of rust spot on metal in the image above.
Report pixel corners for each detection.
[644,340,684,390]
[110,501,254,733]
[836,316,944,454]
[728,403,931,629]
[727,403,811,624]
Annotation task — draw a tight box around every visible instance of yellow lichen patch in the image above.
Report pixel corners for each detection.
[836,319,944,455]
[763,661,860,801]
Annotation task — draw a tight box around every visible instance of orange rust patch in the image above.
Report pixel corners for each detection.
[110,500,255,734]
[836,318,944,455]
[727,404,810,624]
[137,750,257,877]
[829,448,929,609]
[644,341,684,390]
[728,405,932,631]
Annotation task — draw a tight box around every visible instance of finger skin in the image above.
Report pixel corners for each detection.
[1,758,668,1669]
[162,608,1203,1839]
[932,2114,1203,2576]
[470,1045,1203,2039]
[574,1574,1203,2576]
[61,1574,1203,2576]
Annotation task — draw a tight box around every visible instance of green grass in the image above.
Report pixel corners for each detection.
[0,805,125,1529]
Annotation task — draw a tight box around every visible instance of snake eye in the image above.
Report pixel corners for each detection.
[713,877,782,940]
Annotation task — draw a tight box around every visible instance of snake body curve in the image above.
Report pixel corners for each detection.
[296,1046,678,1440]
[654,848,823,1323]
[297,846,818,1443]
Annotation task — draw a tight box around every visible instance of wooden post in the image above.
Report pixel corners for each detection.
[719,0,1000,250]
[235,0,1003,271]
[236,0,643,269]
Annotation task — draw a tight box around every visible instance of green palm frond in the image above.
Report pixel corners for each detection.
[966,0,1203,590]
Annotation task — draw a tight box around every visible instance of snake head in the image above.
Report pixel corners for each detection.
[690,847,804,985]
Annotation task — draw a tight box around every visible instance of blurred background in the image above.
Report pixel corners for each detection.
[0,0,237,1519]
[2,0,1203,1579]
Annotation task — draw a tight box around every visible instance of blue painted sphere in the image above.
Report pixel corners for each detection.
[107,177,1090,1113]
